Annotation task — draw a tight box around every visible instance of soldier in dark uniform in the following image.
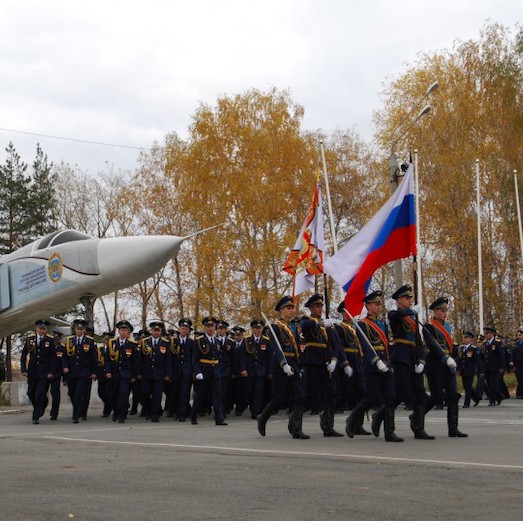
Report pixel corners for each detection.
[482,326,506,406]
[98,332,112,417]
[216,320,235,416]
[423,297,467,437]
[168,318,194,421]
[129,329,148,416]
[230,325,245,415]
[139,321,172,422]
[352,292,403,442]
[49,330,65,420]
[190,317,228,426]
[458,331,483,407]
[21,319,56,424]
[388,285,433,440]
[237,319,270,419]
[333,303,362,415]
[104,320,140,423]
[62,319,97,423]
[256,296,309,439]
[512,329,523,398]
[300,293,343,437]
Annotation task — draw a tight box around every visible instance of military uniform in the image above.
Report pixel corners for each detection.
[168,320,194,421]
[482,327,506,406]
[357,298,402,442]
[237,320,270,418]
[190,317,227,425]
[300,293,343,437]
[423,297,467,437]
[139,325,172,422]
[63,332,97,422]
[21,321,56,424]
[458,332,484,407]
[256,296,309,439]
[104,321,140,423]
[49,333,65,420]
[216,321,235,416]
[97,335,112,417]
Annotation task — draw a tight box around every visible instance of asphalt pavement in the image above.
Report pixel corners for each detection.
[1,400,522,521]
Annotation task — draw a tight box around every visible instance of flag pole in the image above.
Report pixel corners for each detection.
[476,159,484,332]
[514,170,523,263]
[413,149,423,320]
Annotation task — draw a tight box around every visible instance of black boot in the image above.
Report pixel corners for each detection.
[384,407,404,442]
[346,402,367,438]
[448,403,468,437]
[409,406,435,440]
[256,404,275,437]
[371,405,386,437]
[289,406,310,439]
[320,406,343,437]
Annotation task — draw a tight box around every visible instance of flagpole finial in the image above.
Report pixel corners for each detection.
[316,170,322,183]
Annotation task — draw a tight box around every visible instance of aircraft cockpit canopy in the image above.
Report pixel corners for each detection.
[36,230,93,250]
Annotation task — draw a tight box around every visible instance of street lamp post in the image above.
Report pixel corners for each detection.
[388,81,439,288]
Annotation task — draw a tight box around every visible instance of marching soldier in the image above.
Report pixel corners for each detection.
[458,331,483,407]
[139,321,172,422]
[300,293,343,437]
[21,319,56,424]
[98,332,112,417]
[354,291,403,442]
[423,297,467,437]
[482,326,506,406]
[388,285,433,440]
[512,329,523,399]
[190,317,228,426]
[49,330,65,420]
[230,325,245,415]
[237,319,270,419]
[256,296,309,439]
[62,319,97,423]
[104,320,140,423]
[168,318,194,422]
[129,329,149,416]
[216,320,235,416]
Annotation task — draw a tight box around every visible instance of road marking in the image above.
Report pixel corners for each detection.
[46,436,523,471]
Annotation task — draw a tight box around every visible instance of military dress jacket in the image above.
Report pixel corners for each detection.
[482,339,506,373]
[388,308,426,367]
[63,335,98,378]
[171,336,194,377]
[192,335,221,377]
[104,338,140,379]
[21,334,56,379]
[357,315,391,374]
[239,334,270,377]
[139,337,172,380]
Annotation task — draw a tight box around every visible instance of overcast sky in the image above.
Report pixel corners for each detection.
[0,0,520,173]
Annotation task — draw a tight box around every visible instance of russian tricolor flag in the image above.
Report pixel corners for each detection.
[324,163,417,315]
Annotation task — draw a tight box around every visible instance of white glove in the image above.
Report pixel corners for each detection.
[344,365,353,377]
[326,360,337,373]
[414,362,425,374]
[446,357,457,369]
[282,363,294,376]
[376,360,389,373]
[322,318,335,328]
[195,372,204,380]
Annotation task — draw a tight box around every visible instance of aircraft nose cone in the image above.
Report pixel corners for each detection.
[97,235,185,287]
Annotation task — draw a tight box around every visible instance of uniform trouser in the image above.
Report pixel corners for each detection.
[499,371,510,399]
[303,365,336,412]
[163,380,173,412]
[393,363,426,408]
[81,380,92,418]
[485,371,502,404]
[221,376,233,414]
[106,377,130,421]
[192,374,224,423]
[252,375,268,416]
[267,372,305,411]
[49,376,61,418]
[141,379,164,419]
[363,371,395,409]
[339,370,366,410]
[97,376,111,415]
[516,364,523,397]
[67,376,90,421]
[130,379,142,413]
[169,373,192,418]
[27,377,50,422]
[425,369,460,411]
[236,376,255,415]
[461,374,480,405]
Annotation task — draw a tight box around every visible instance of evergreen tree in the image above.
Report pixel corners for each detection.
[0,142,32,254]
[30,143,58,237]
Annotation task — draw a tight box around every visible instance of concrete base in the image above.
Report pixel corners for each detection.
[1,380,103,406]
[1,381,30,406]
